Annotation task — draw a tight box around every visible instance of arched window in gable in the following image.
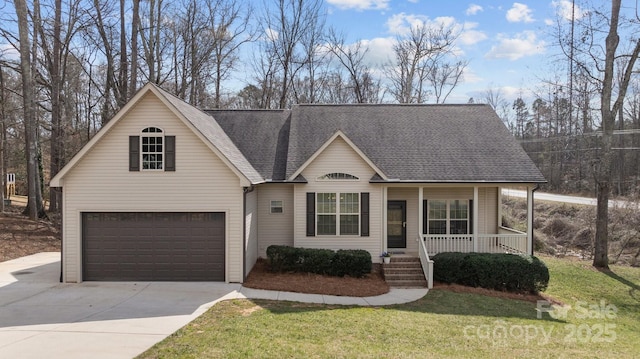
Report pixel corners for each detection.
[317,172,359,181]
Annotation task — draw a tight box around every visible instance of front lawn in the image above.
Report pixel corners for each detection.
[138,256,640,358]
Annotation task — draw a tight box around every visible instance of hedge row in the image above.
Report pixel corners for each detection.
[266,245,372,278]
[432,252,549,293]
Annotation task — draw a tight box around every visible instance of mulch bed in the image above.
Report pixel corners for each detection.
[243,258,390,297]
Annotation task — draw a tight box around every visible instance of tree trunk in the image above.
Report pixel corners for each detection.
[14,0,43,220]
[130,0,140,97]
[49,0,63,213]
[0,66,5,213]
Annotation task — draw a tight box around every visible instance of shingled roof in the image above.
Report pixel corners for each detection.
[206,109,290,181]
[209,103,545,184]
[284,104,546,183]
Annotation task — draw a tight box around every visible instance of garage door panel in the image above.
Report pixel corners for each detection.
[82,212,225,281]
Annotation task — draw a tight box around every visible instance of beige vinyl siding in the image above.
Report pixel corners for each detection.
[257,184,294,257]
[478,187,498,234]
[245,188,258,277]
[387,188,419,252]
[424,187,473,200]
[294,137,383,261]
[61,92,245,283]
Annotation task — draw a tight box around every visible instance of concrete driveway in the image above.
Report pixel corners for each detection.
[0,252,242,359]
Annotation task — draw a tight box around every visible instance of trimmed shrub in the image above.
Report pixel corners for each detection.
[330,249,372,277]
[265,245,372,278]
[433,252,549,293]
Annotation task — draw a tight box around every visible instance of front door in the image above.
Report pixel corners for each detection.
[387,201,406,248]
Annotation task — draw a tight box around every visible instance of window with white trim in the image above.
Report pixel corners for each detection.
[141,127,164,170]
[317,172,359,180]
[427,200,469,235]
[270,200,283,213]
[316,192,359,235]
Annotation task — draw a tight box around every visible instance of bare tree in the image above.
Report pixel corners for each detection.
[387,21,461,103]
[427,58,468,103]
[591,0,640,268]
[260,0,325,109]
[14,0,46,219]
[327,30,376,103]
[0,64,5,213]
[482,85,510,124]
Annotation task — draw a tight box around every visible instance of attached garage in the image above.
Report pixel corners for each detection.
[82,212,225,281]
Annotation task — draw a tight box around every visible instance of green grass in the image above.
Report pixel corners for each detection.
[138,257,640,359]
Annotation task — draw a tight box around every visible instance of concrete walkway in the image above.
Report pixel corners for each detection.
[0,252,428,359]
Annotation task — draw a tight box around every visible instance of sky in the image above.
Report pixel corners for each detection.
[312,0,580,103]
[0,0,596,105]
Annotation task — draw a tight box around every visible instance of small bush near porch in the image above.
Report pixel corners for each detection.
[266,245,372,277]
[433,252,549,293]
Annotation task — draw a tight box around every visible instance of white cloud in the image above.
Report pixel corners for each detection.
[359,37,396,66]
[552,0,586,21]
[459,22,487,45]
[466,4,483,16]
[485,31,545,60]
[326,0,389,11]
[461,67,483,84]
[386,13,459,37]
[506,3,535,23]
[0,43,19,60]
[264,28,279,41]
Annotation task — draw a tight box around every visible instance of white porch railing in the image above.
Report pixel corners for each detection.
[417,237,434,289]
[423,232,528,255]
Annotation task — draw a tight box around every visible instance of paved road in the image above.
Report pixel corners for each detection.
[502,189,635,208]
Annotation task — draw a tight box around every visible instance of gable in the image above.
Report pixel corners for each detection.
[299,136,377,181]
[60,92,242,187]
[51,84,262,187]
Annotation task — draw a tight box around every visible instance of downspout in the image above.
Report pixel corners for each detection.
[530,184,540,256]
[242,185,255,281]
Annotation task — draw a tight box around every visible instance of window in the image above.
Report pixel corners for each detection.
[317,172,359,181]
[316,192,359,235]
[270,200,283,213]
[141,127,164,170]
[427,200,470,235]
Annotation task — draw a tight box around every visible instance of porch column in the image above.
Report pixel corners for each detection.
[383,186,388,251]
[418,187,424,239]
[527,185,534,255]
[473,186,478,252]
[497,186,503,229]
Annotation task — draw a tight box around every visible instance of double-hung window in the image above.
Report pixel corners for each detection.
[141,127,164,170]
[316,192,359,235]
[129,127,175,172]
[427,200,470,235]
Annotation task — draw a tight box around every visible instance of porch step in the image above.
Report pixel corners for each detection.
[383,256,427,288]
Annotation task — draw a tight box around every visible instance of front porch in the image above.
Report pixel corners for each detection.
[383,185,536,289]
[384,185,535,255]
[424,227,528,255]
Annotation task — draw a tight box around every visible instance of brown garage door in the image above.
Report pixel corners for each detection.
[82,212,225,281]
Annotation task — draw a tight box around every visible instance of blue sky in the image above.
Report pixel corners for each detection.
[317,0,580,103]
[0,0,591,104]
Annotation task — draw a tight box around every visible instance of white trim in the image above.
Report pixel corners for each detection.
[288,130,388,181]
[527,185,534,255]
[382,186,388,251]
[270,200,284,214]
[315,192,361,236]
[473,186,479,252]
